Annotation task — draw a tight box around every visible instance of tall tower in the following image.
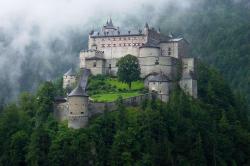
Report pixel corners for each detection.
[68,85,89,129]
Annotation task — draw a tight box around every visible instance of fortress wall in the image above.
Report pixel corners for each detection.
[138,56,178,79]
[179,79,197,98]
[54,102,68,121]
[88,93,151,117]
[79,51,96,68]
[139,47,160,57]
[182,58,196,73]
[91,35,147,58]
[105,59,119,76]
[85,59,105,75]
[159,42,179,58]
[68,115,88,129]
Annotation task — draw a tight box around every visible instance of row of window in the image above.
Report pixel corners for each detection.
[101,43,143,48]
[97,37,145,41]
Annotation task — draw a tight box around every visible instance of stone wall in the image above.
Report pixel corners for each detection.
[53,102,68,121]
[85,59,105,75]
[88,93,151,117]
[179,79,197,98]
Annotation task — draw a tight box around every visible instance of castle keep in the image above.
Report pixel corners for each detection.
[54,19,197,129]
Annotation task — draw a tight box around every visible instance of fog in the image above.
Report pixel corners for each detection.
[0,0,195,102]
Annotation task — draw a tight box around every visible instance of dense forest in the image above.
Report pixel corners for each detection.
[0,63,249,166]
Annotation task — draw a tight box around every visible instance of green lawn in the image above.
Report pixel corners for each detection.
[90,92,140,102]
[107,78,144,90]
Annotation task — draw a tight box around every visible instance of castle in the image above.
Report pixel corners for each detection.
[54,19,197,129]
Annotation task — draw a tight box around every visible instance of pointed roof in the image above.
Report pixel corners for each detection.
[64,68,75,76]
[68,85,88,97]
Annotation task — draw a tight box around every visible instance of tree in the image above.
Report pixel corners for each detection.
[117,54,140,89]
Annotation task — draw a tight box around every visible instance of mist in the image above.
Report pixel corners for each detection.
[0,0,196,103]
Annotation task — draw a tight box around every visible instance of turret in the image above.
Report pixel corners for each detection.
[144,22,149,35]
[68,85,89,129]
[63,68,77,89]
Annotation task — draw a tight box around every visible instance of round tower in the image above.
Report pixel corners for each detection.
[67,85,89,129]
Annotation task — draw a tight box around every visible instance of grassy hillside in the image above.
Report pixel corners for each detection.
[87,75,145,102]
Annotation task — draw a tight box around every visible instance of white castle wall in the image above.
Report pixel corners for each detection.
[89,35,147,59]
[85,59,105,75]
[139,47,160,57]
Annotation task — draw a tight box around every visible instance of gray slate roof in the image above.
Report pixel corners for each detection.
[68,85,88,97]
[149,73,170,82]
[64,68,75,76]
[140,42,160,49]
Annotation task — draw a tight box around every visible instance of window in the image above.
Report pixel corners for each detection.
[70,112,72,114]
[93,62,96,67]
[81,112,84,114]
[113,38,116,41]
[168,48,171,55]
[124,43,126,46]
[109,64,111,69]
[119,44,122,47]
[101,44,105,47]
[123,37,126,40]
[113,44,116,47]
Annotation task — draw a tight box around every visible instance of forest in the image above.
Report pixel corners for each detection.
[0,63,249,166]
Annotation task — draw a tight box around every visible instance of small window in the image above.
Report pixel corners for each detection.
[113,44,116,47]
[93,62,97,67]
[168,48,171,55]
[119,44,122,47]
[70,112,72,114]
[109,64,111,69]
[101,44,105,47]
[113,38,116,41]
[81,112,84,114]
[124,43,126,46]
